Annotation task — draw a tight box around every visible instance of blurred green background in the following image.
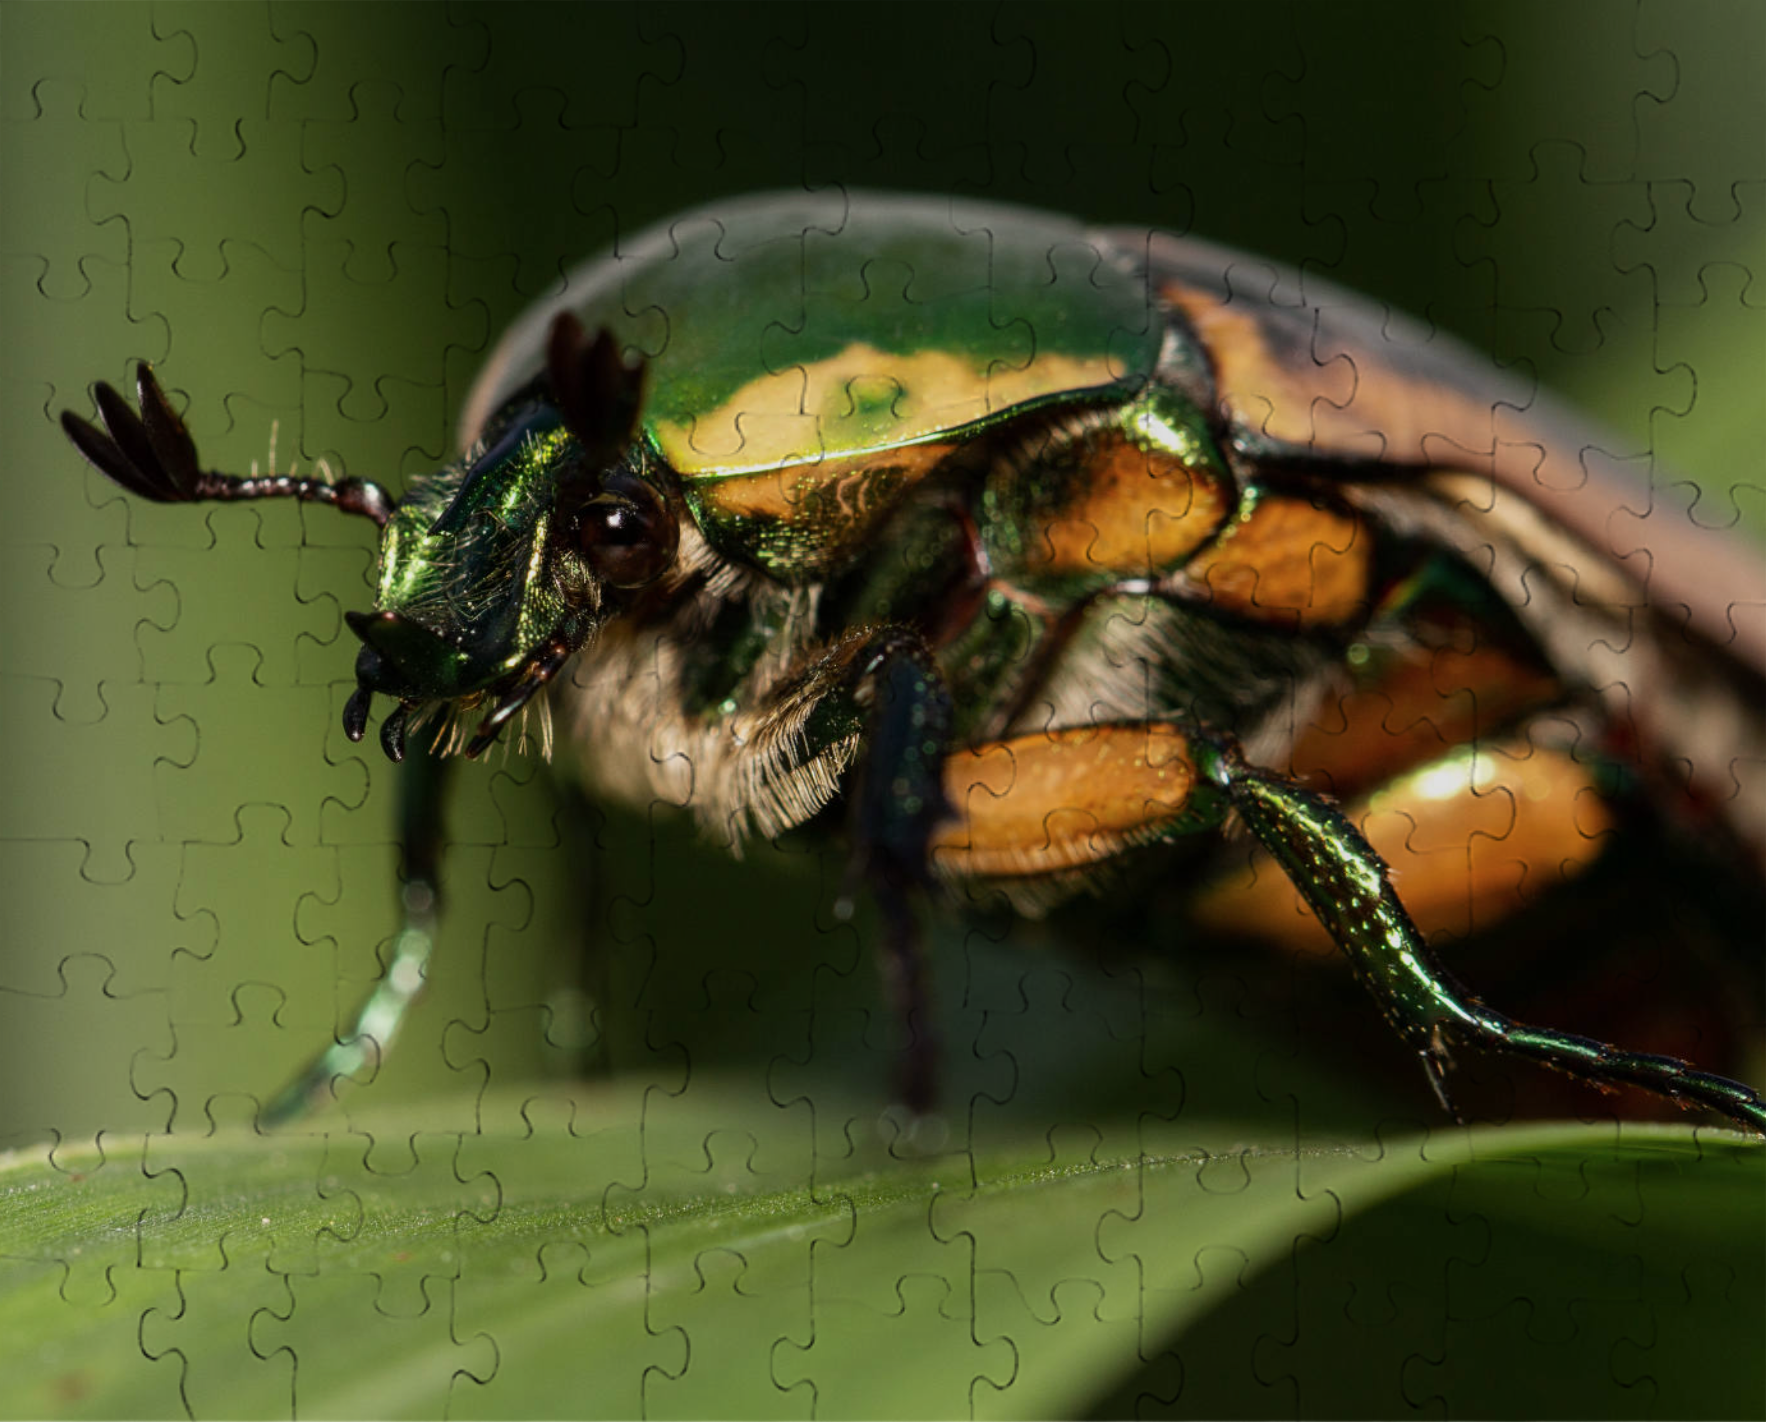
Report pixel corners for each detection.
[5,0,1763,1170]
[0,3,1761,1414]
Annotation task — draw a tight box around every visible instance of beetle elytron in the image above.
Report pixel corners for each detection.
[62,191,1765,1130]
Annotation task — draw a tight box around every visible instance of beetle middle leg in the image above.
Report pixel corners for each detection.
[930,721,1766,1132]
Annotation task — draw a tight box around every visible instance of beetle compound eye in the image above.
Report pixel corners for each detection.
[576,479,678,588]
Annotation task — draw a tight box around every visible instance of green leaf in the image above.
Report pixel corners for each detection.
[1,1085,1758,1419]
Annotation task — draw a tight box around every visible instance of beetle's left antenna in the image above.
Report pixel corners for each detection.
[62,363,395,528]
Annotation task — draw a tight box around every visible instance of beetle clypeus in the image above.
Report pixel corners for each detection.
[62,191,1765,1131]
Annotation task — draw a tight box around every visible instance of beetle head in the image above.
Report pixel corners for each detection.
[345,314,679,761]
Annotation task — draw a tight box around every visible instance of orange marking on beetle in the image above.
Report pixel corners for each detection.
[1194,739,1614,955]
[1022,435,1230,576]
[697,441,953,524]
[932,724,1195,879]
[1178,495,1369,624]
[1163,279,1525,474]
[1290,640,1564,798]
[1162,280,1354,449]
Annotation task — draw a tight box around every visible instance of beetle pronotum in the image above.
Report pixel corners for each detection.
[62,192,1765,1131]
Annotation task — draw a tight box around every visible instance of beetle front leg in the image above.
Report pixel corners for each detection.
[261,745,452,1125]
[1194,739,1766,1133]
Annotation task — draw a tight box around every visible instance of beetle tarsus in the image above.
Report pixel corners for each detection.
[1477,1019,1766,1134]
[1420,1044,1464,1124]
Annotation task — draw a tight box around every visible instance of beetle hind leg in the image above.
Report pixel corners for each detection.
[1198,740,1766,1133]
[931,722,1764,1132]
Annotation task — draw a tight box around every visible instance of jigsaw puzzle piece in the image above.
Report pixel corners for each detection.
[3,677,195,883]
[967,960,1170,1165]
[0,79,128,300]
[303,1129,501,1316]
[265,4,485,127]
[1614,178,1761,307]
[1299,178,1498,332]
[631,7,825,188]
[0,952,173,1147]
[1609,1246,1766,1414]
[137,1241,293,1422]
[972,9,1165,207]
[1458,4,1673,181]
[934,1162,1144,1413]
[748,8,1001,193]
[293,542,375,685]
[287,756,562,1127]
[161,802,338,1013]
[4,543,175,723]
[645,1246,813,1419]
[1118,3,1306,237]
[124,238,304,433]
[301,81,445,286]
[262,239,485,488]
[1274,10,1504,187]
[1092,1144,1347,1406]
[1643,262,1765,545]
[448,1234,684,1420]
[88,118,325,284]
[156,1129,503,1416]
[436,843,587,1129]
[1633,1,1764,222]
[407,90,624,303]
[1401,1140,1764,1417]
[135,524,334,688]
[0,3,178,123]
[1458,140,1657,356]
[447,1098,688,1419]
[251,1269,497,1417]
[146,2,315,162]
[0,1141,183,1415]
[772,1271,1014,1418]
[1268,12,1506,320]
[2,838,188,998]
[153,644,363,846]
[0,1135,185,1309]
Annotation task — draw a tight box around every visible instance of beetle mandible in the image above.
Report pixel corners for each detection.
[61,191,1766,1131]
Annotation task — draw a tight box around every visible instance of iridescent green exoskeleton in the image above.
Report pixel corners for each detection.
[63,191,1766,1131]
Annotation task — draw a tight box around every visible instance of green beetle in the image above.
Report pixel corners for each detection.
[62,191,1765,1130]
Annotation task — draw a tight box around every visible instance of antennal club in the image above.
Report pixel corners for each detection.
[62,363,395,528]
